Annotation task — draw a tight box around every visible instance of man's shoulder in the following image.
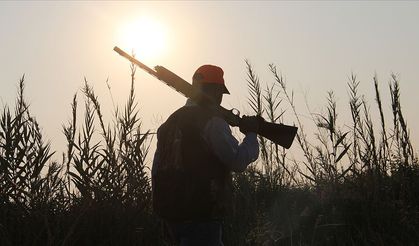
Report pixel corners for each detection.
[162,106,195,124]
[159,106,218,132]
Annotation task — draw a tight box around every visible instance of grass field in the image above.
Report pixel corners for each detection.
[1,63,418,245]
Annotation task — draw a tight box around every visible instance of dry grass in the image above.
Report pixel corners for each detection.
[227,63,419,245]
[0,63,418,245]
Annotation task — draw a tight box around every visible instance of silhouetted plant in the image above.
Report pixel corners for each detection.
[234,63,418,245]
[1,62,419,245]
[60,62,153,245]
[0,76,66,245]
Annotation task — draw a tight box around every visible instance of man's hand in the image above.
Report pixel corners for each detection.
[239,115,261,134]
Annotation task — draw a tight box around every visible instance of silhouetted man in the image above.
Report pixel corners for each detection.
[152,64,259,245]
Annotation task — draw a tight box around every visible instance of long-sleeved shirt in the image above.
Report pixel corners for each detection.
[153,99,259,173]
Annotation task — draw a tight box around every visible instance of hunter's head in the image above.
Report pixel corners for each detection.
[192,64,230,105]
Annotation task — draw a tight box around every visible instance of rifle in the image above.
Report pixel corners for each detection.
[113,46,298,149]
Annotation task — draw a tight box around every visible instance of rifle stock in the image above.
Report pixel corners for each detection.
[258,121,298,149]
[113,46,298,149]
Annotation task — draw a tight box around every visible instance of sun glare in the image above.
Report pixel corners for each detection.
[119,17,167,61]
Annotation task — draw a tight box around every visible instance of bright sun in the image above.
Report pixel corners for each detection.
[119,17,167,61]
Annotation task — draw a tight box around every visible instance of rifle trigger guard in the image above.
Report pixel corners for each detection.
[231,108,240,117]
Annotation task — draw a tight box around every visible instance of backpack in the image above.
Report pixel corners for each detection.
[152,107,232,222]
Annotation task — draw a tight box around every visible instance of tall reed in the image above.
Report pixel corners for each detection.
[233,63,418,245]
[0,76,66,245]
[1,63,418,245]
[60,62,154,245]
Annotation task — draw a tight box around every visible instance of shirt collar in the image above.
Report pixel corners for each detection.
[185,98,198,107]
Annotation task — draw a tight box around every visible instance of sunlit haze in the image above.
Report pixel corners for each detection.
[1,2,419,161]
[118,16,167,62]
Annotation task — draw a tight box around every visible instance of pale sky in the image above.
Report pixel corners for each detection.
[1,1,418,160]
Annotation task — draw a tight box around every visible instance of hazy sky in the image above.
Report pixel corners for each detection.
[1,1,418,159]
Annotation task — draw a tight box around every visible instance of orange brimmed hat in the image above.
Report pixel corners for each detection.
[192,65,230,94]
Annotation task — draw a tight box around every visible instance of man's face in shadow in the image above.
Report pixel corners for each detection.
[199,84,224,105]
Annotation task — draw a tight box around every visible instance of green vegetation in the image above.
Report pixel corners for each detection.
[1,63,417,245]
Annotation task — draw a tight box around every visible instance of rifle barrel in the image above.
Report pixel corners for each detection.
[113,46,297,149]
[113,46,157,77]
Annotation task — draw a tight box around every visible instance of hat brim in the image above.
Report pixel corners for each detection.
[194,82,230,94]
